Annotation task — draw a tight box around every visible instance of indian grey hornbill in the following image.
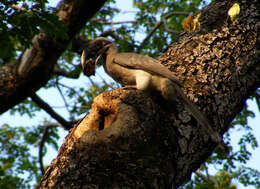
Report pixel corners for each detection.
[81,37,221,143]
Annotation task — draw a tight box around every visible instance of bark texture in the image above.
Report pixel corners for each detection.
[38,0,259,188]
[0,0,107,114]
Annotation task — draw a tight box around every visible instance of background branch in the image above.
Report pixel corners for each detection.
[56,81,88,106]
[39,125,49,175]
[38,123,64,175]
[53,65,81,79]
[91,19,137,25]
[136,22,163,53]
[100,29,122,41]
[137,11,189,53]
[195,169,217,185]
[30,93,73,130]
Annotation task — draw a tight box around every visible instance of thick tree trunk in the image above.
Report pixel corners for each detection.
[0,0,107,114]
[38,0,260,188]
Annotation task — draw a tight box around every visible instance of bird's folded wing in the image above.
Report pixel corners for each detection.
[113,52,182,86]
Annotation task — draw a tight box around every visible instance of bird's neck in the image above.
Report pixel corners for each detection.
[101,43,117,66]
[106,43,117,55]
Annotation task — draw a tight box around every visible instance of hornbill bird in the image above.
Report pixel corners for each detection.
[81,37,221,143]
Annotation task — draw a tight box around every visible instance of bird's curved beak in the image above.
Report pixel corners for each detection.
[80,41,112,77]
[81,49,96,77]
[80,49,87,69]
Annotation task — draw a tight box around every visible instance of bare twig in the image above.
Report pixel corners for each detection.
[91,18,137,25]
[71,36,91,54]
[137,11,189,53]
[38,122,68,175]
[95,71,119,89]
[162,12,190,34]
[55,79,72,118]
[136,22,163,53]
[100,29,121,41]
[39,124,51,175]
[162,19,180,34]
[57,82,87,106]
[121,10,138,14]
[53,65,81,79]
[30,93,73,130]
[105,7,121,12]
[164,11,190,17]
[195,169,218,185]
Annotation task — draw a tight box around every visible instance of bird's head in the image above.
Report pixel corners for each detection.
[81,37,113,76]
[91,37,114,55]
[83,37,113,59]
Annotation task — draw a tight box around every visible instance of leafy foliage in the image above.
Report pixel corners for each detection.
[182,171,237,189]
[0,124,40,188]
[0,0,259,188]
[0,123,60,188]
[0,0,67,64]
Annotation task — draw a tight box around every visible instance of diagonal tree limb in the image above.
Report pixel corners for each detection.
[53,65,81,79]
[136,12,189,53]
[100,29,122,41]
[39,124,51,175]
[38,122,64,175]
[55,79,72,119]
[136,22,163,54]
[0,0,108,114]
[57,81,88,105]
[30,93,73,130]
[195,169,217,185]
[90,19,137,25]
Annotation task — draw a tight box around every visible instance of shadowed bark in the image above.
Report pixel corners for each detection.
[37,0,260,188]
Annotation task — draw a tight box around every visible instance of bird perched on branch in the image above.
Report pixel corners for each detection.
[81,37,221,143]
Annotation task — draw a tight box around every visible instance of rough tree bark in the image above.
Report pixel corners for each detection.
[31,0,260,188]
[0,0,107,114]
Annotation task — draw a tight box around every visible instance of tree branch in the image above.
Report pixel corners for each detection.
[90,18,137,25]
[162,15,181,34]
[53,65,81,79]
[100,29,122,41]
[136,12,189,53]
[55,79,72,118]
[71,36,91,54]
[56,81,88,108]
[39,125,49,175]
[195,169,217,185]
[0,0,108,114]
[38,122,65,175]
[136,22,163,53]
[30,93,73,130]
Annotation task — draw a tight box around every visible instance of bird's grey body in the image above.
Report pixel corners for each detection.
[81,37,222,143]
